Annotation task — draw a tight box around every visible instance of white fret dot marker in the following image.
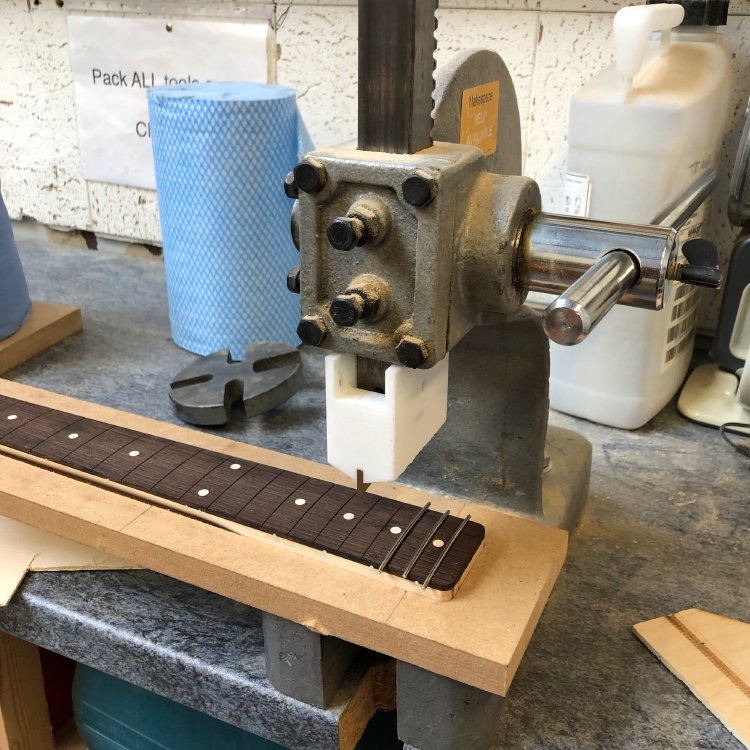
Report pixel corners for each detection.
[294,498,306,506]
[128,450,140,457]
[68,433,79,440]
[198,489,210,498]
[432,539,445,548]
[230,463,241,470]
[7,415,17,421]
[343,513,355,521]
[390,526,402,535]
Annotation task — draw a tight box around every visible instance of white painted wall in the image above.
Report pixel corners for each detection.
[2,0,750,327]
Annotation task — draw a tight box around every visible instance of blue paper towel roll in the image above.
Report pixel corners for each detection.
[0,190,31,340]
[148,83,311,359]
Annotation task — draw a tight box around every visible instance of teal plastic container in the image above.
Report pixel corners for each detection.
[73,666,401,750]
[73,666,286,750]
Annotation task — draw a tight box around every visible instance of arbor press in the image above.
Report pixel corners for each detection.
[281,1,720,747]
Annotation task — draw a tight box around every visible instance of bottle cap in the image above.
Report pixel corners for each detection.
[646,0,729,26]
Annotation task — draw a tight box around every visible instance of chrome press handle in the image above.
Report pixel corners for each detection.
[544,251,639,345]
[523,169,721,346]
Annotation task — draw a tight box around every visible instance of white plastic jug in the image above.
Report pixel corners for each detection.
[547,1,732,429]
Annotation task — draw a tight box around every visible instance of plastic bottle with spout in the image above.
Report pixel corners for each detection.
[545,0,732,429]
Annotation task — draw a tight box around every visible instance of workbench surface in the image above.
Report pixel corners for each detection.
[2,236,747,750]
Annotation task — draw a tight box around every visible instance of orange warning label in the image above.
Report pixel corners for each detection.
[460,81,500,157]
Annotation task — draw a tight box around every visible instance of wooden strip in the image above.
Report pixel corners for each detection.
[635,609,750,749]
[0,379,570,695]
[0,302,82,377]
[0,632,54,750]
[667,615,750,700]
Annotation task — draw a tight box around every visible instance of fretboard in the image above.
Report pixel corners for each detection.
[0,395,484,593]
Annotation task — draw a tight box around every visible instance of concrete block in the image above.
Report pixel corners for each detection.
[397,661,505,750]
[262,612,360,708]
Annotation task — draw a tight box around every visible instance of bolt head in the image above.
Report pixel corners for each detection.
[402,174,436,208]
[327,217,364,251]
[396,336,428,369]
[297,316,328,347]
[294,159,327,194]
[286,267,301,294]
[283,171,299,199]
[330,293,365,327]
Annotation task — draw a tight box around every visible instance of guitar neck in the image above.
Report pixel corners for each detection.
[0,395,484,593]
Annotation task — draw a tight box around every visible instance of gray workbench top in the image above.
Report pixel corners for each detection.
[2,237,748,750]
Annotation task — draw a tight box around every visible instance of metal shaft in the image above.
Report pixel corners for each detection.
[358,0,437,153]
[522,214,676,309]
[543,251,640,346]
[652,169,718,229]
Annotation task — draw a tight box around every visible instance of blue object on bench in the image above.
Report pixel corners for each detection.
[0,190,31,340]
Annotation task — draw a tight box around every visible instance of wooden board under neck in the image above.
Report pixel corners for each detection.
[0,379,568,696]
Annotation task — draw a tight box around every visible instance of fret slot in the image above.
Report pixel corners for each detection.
[154,450,229,505]
[263,477,334,537]
[3,411,82,452]
[64,427,140,472]
[313,492,381,554]
[183,461,254,508]
[236,471,308,526]
[94,435,173,482]
[0,401,50,437]
[337,497,401,561]
[289,485,356,544]
[210,464,280,519]
[122,442,201,492]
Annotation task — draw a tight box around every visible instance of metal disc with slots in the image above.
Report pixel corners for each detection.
[169,342,303,427]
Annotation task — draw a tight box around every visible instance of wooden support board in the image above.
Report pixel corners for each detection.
[0,379,567,696]
[0,631,54,750]
[635,609,750,748]
[0,303,82,376]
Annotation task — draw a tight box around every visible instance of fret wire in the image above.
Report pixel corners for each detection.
[378,502,431,573]
[401,509,450,580]
[421,515,472,590]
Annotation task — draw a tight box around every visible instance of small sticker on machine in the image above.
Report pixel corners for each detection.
[460,81,500,157]
[563,172,592,217]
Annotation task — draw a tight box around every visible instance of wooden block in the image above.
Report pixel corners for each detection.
[0,303,82,376]
[0,632,55,750]
[0,379,568,696]
[635,609,750,748]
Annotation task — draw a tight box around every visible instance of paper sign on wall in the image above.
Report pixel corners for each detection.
[67,14,271,189]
